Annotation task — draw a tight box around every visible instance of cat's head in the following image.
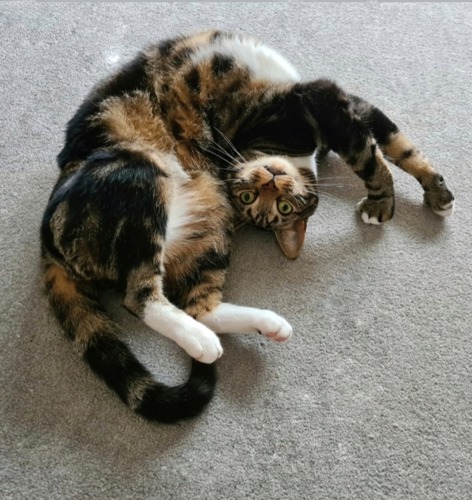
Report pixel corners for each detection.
[229,155,318,259]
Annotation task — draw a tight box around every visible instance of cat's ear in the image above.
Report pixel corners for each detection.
[275,219,307,260]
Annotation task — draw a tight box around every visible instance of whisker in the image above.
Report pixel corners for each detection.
[201,143,233,161]
[189,154,235,174]
[199,145,236,168]
[214,127,246,163]
[206,139,235,161]
[316,191,344,203]
[202,143,247,173]
[206,136,245,167]
[317,176,354,181]
[233,219,247,232]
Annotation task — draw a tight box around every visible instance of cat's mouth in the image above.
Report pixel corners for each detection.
[261,179,278,192]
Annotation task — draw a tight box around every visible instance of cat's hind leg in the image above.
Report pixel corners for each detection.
[350,94,455,216]
[384,132,455,216]
[296,80,396,224]
[113,156,223,364]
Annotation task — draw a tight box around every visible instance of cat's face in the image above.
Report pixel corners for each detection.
[229,156,318,259]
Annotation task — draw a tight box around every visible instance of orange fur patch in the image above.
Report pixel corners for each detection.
[44,264,77,301]
[383,132,437,179]
[97,93,174,152]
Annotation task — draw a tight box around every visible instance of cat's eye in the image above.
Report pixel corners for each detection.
[239,191,256,204]
[277,199,293,215]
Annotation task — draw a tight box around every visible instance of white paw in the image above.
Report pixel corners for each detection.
[357,200,381,225]
[360,210,381,225]
[432,200,455,217]
[356,197,393,224]
[256,311,293,342]
[178,322,223,364]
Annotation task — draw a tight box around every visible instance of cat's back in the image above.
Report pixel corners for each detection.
[57,30,301,174]
[157,30,300,85]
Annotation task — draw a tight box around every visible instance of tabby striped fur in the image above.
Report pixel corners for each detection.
[41,30,454,423]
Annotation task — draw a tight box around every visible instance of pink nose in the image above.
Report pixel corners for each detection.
[261,180,278,192]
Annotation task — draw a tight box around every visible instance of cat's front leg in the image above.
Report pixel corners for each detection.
[143,302,223,363]
[198,303,293,342]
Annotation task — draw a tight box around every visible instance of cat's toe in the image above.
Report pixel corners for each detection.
[360,211,381,225]
[357,196,394,224]
[258,311,293,342]
[423,174,455,217]
[183,325,223,364]
[431,199,455,217]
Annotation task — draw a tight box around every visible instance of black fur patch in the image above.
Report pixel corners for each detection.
[136,360,216,423]
[171,121,183,139]
[84,335,216,423]
[197,249,230,273]
[184,250,230,290]
[49,150,168,280]
[57,53,150,168]
[184,285,224,309]
[401,148,414,160]
[358,145,378,181]
[84,335,147,402]
[210,31,224,42]
[367,107,399,145]
[234,89,317,156]
[171,47,193,66]
[367,191,387,201]
[211,54,234,76]
[136,286,154,303]
[349,94,399,145]
[185,67,201,94]
[157,36,184,57]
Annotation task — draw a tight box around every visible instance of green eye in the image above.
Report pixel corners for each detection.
[277,199,293,215]
[239,191,256,204]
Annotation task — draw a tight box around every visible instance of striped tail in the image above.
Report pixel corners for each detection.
[44,263,216,423]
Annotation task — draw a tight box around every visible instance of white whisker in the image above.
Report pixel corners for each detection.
[214,127,246,163]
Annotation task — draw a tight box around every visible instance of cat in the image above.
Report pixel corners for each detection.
[41,30,454,423]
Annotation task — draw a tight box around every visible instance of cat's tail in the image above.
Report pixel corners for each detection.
[43,263,216,423]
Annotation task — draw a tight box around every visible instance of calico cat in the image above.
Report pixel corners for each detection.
[41,30,454,423]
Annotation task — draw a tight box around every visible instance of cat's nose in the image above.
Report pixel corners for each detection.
[261,179,278,192]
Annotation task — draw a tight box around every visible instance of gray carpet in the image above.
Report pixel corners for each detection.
[1,2,471,499]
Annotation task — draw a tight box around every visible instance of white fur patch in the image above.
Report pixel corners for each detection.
[280,154,317,173]
[199,303,292,342]
[143,302,222,363]
[164,160,205,252]
[191,35,300,84]
[166,188,195,246]
[432,200,455,217]
[361,212,381,225]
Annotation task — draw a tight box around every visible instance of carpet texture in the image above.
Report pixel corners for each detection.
[1,3,471,499]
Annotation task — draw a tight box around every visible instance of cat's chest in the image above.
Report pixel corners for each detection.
[163,171,231,263]
[164,184,201,251]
